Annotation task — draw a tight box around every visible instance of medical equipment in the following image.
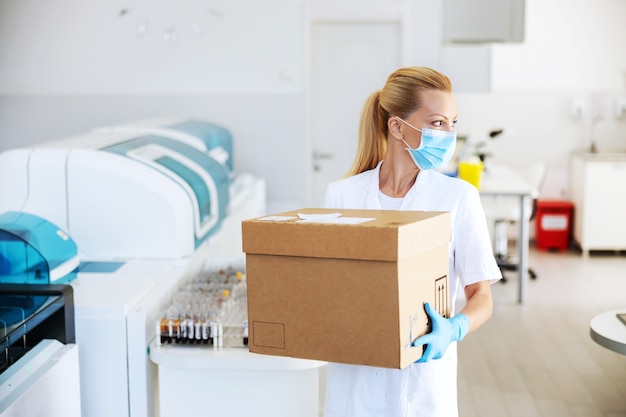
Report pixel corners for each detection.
[0,119,266,417]
[0,212,81,415]
[0,211,79,284]
[0,285,80,417]
[93,118,235,175]
[156,263,249,348]
[0,123,232,259]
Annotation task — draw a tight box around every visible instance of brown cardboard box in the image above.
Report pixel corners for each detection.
[242,208,451,369]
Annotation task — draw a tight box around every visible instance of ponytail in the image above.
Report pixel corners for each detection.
[345,91,388,177]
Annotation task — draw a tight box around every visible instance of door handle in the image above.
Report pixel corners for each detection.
[312,151,333,161]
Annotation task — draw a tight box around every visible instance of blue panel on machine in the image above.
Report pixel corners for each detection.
[102,134,230,246]
[0,211,79,284]
[166,119,234,174]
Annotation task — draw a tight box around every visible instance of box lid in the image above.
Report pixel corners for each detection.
[242,208,450,262]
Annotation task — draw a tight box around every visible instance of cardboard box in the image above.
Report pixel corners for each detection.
[242,208,451,369]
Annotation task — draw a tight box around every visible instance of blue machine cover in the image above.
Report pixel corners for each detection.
[102,134,230,247]
[0,212,79,284]
[166,119,234,174]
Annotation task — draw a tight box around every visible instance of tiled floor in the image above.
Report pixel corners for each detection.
[457,248,626,417]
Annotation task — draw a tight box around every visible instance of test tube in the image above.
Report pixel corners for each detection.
[173,316,181,343]
[210,319,217,347]
[194,315,202,344]
[201,316,210,344]
[186,315,195,343]
[217,321,223,348]
[159,317,169,344]
[179,316,187,343]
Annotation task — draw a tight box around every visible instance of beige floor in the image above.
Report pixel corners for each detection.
[457,247,626,417]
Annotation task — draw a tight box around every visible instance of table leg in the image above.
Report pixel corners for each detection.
[517,194,530,303]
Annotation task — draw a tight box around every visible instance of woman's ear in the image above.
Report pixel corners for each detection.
[388,117,404,140]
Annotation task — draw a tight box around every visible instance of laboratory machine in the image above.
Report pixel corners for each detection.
[0,287,80,417]
[0,211,81,416]
[0,119,267,417]
[92,117,235,177]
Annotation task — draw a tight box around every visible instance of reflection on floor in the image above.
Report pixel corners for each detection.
[457,248,626,417]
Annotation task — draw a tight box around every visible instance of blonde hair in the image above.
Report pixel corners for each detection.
[345,67,453,177]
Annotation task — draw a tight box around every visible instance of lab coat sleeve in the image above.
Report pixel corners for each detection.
[453,185,502,286]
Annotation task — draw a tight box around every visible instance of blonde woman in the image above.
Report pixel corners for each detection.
[322,66,501,417]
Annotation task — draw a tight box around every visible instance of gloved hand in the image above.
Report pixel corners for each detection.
[413,302,469,363]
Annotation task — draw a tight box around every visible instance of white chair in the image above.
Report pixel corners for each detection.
[481,163,547,283]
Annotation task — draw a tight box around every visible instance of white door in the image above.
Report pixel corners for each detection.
[309,21,402,205]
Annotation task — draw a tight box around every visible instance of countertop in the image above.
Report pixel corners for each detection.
[572,151,626,161]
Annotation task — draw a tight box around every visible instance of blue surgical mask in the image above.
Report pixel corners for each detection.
[396,117,457,170]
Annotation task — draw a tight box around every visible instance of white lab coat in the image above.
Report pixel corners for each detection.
[322,161,501,417]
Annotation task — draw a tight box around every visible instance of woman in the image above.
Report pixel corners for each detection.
[322,66,501,417]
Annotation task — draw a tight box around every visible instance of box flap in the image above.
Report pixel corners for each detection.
[242,208,450,261]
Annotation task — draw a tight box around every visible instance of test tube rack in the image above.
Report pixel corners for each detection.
[156,265,248,348]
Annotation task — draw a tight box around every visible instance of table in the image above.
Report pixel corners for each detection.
[590,309,626,355]
[479,165,537,303]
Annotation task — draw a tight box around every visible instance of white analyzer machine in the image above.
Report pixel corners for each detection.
[0,119,266,417]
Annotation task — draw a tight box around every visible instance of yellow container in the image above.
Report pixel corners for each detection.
[458,161,483,189]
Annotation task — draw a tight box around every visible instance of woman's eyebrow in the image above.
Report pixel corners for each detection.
[427,113,457,119]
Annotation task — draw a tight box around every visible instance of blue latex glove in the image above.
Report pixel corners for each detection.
[413,302,469,363]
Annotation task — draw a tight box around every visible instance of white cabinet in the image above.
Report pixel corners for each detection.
[442,0,525,43]
[440,0,524,92]
[570,153,626,255]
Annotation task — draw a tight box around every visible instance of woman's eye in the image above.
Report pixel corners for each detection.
[432,121,442,127]
[452,120,458,127]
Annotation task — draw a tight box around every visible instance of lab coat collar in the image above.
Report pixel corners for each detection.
[365,160,430,210]
[364,162,383,209]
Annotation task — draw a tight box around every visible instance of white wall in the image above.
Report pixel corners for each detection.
[492,0,626,90]
[453,0,626,199]
[0,0,304,94]
[1,0,625,209]
[0,0,308,209]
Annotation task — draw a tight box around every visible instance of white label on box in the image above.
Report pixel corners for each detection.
[258,215,297,221]
[299,217,375,225]
[298,212,341,220]
[541,215,568,231]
